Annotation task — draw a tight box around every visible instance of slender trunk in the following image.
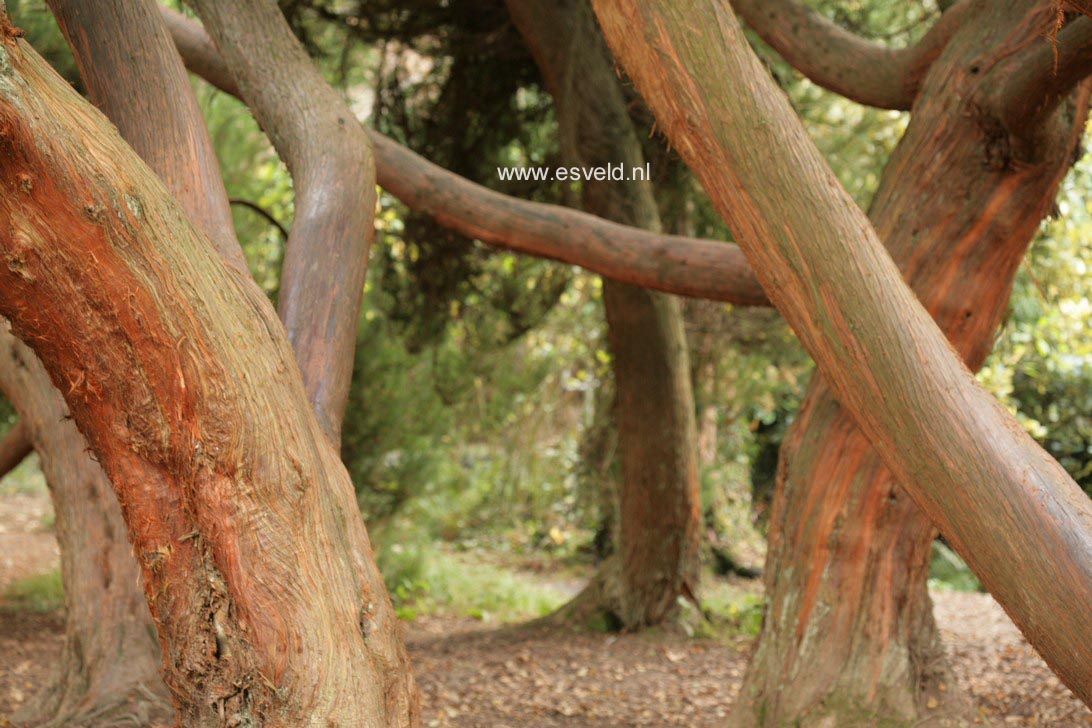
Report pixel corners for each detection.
[0,28,415,726]
[0,330,168,727]
[599,282,702,626]
[507,0,702,628]
[593,0,1092,707]
[736,3,1091,723]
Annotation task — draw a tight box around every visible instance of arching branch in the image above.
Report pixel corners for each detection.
[159,7,770,308]
[187,0,376,443]
[0,420,33,480]
[732,0,970,110]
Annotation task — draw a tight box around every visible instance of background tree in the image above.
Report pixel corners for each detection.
[507,0,702,629]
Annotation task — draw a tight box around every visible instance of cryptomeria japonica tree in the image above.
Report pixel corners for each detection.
[1,0,1091,726]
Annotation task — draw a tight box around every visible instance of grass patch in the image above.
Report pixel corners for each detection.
[1,569,64,613]
[700,576,764,637]
[378,536,571,622]
[928,541,983,592]
[0,453,46,497]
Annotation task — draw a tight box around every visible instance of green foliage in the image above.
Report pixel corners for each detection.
[1,569,64,613]
[374,521,570,621]
[701,579,765,637]
[928,542,982,593]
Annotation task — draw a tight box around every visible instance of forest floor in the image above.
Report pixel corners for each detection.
[1,485,1090,727]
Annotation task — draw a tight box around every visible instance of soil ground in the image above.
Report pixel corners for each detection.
[1,489,1089,727]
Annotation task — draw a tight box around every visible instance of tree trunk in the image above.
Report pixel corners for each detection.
[598,283,702,626]
[593,0,1092,707]
[507,0,702,628]
[0,27,416,726]
[735,3,1091,723]
[0,330,169,727]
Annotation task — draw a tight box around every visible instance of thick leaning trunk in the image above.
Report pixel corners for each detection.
[736,4,1091,723]
[507,0,701,628]
[592,0,1092,705]
[5,2,250,722]
[0,28,415,726]
[0,330,168,727]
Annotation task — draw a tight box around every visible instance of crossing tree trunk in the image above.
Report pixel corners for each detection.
[732,3,1092,723]
[592,0,1092,708]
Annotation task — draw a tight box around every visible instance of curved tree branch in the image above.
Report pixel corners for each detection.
[159,7,770,308]
[187,0,376,443]
[592,0,1092,704]
[230,197,289,239]
[732,0,970,110]
[0,419,33,480]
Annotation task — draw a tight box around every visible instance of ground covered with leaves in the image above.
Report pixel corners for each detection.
[1,488,1089,726]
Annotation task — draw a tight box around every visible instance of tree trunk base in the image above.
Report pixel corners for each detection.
[543,557,702,633]
[15,671,170,728]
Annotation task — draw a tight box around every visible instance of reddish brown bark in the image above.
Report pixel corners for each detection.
[158,7,769,308]
[732,0,969,110]
[0,418,31,479]
[2,1,251,722]
[506,0,702,628]
[592,0,1092,706]
[738,4,1092,720]
[0,330,169,727]
[0,25,415,726]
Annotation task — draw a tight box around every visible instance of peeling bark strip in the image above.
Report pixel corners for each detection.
[158,7,770,308]
[0,29,416,727]
[592,0,1092,704]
